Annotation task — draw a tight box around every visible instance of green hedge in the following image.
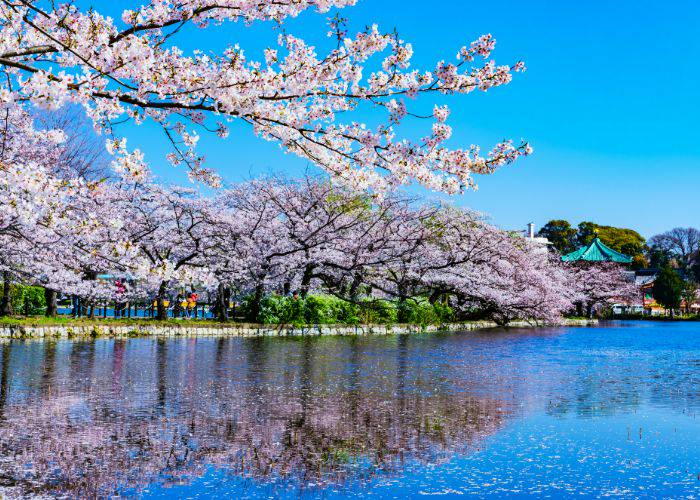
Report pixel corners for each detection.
[397,298,454,324]
[242,293,454,326]
[0,283,46,316]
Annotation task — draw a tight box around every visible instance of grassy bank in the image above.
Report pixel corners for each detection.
[0,315,598,329]
[0,316,464,328]
[0,316,222,327]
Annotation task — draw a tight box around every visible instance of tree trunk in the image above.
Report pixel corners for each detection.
[300,264,314,298]
[348,272,363,303]
[216,283,229,322]
[156,281,169,321]
[250,283,264,322]
[0,272,12,316]
[428,290,442,305]
[397,295,409,323]
[44,288,58,317]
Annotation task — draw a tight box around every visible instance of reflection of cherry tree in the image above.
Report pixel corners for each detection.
[0,338,513,497]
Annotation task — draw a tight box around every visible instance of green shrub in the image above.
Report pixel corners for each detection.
[242,293,452,325]
[285,296,306,325]
[304,294,360,324]
[254,295,286,324]
[397,298,454,325]
[432,301,455,323]
[358,299,397,324]
[336,300,361,325]
[0,283,46,316]
[244,294,336,326]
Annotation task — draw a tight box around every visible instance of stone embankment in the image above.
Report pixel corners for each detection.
[0,318,597,340]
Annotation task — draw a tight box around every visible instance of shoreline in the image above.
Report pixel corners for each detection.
[0,318,598,340]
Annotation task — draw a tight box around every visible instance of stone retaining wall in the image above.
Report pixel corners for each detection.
[0,318,597,340]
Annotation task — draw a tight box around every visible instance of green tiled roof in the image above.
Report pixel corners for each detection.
[562,237,632,263]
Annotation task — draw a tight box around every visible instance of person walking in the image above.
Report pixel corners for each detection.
[187,292,197,319]
[174,293,183,319]
[114,280,127,318]
[180,294,189,318]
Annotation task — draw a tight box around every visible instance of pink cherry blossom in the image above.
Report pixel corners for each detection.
[0,0,531,193]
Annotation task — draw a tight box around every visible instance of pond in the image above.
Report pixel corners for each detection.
[0,321,698,498]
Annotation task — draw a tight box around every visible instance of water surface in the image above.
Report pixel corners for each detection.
[0,321,698,497]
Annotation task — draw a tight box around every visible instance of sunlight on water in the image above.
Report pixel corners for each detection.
[0,321,698,498]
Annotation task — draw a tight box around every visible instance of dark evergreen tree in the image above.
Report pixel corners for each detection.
[652,265,684,317]
[537,220,577,254]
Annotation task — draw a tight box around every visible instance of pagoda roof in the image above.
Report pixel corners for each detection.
[561,237,632,263]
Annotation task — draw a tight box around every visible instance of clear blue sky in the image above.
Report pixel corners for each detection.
[107,0,700,238]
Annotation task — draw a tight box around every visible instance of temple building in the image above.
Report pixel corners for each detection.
[562,237,637,315]
[561,237,632,264]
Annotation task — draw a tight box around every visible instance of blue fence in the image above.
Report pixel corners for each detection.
[57,306,215,319]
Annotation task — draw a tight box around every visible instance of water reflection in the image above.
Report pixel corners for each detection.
[0,336,512,497]
[0,322,698,497]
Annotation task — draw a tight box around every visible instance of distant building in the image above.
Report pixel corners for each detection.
[634,269,661,313]
[613,268,699,316]
[562,237,636,315]
[612,270,657,315]
[521,222,551,247]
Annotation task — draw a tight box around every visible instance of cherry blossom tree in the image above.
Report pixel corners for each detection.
[363,207,573,324]
[208,179,292,320]
[193,178,582,325]
[210,177,436,321]
[472,239,573,325]
[566,262,638,318]
[0,101,607,328]
[0,2,559,323]
[35,105,112,181]
[85,181,220,319]
[0,0,531,193]
[0,103,142,316]
[244,177,413,299]
[0,104,92,314]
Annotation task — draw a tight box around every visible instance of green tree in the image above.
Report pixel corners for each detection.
[537,220,577,254]
[681,280,698,315]
[647,246,671,269]
[652,266,684,317]
[693,260,700,283]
